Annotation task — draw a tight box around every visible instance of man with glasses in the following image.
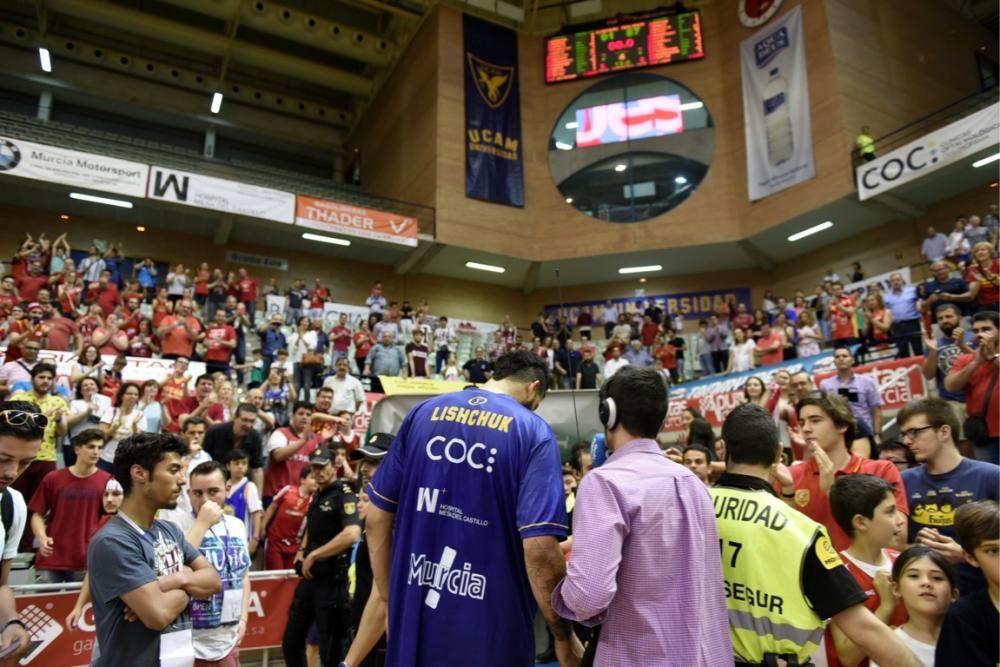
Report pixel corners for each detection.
[896,397,998,595]
[0,401,47,664]
[0,342,40,399]
[877,441,916,471]
[789,370,816,402]
[10,364,67,515]
[774,393,907,552]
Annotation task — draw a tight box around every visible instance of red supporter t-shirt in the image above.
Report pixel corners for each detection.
[95,284,121,316]
[966,259,1000,306]
[44,317,77,351]
[310,287,329,310]
[237,277,257,303]
[0,293,17,314]
[203,324,236,363]
[28,467,112,571]
[160,316,201,357]
[756,331,785,366]
[733,313,753,331]
[353,332,374,359]
[164,395,199,433]
[784,454,909,552]
[332,325,352,353]
[823,549,908,667]
[264,427,321,497]
[654,344,676,369]
[161,375,188,402]
[641,322,660,347]
[16,275,49,302]
[77,315,101,347]
[266,484,311,553]
[194,270,210,296]
[950,353,999,436]
[828,295,858,341]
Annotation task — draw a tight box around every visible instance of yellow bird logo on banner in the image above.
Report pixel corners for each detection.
[467,53,515,109]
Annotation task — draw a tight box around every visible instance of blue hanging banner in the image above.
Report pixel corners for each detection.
[464,14,525,207]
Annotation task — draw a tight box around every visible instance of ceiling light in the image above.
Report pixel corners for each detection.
[136,226,146,232]
[302,232,351,246]
[618,265,662,274]
[614,163,627,172]
[639,277,647,283]
[210,92,223,114]
[972,153,1000,168]
[555,141,573,151]
[991,181,998,188]
[565,121,578,129]
[787,220,834,242]
[674,175,687,184]
[465,261,506,274]
[679,101,703,111]
[565,197,573,204]
[59,214,69,221]
[69,192,133,208]
[38,48,52,73]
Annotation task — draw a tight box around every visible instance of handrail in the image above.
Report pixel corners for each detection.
[10,568,297,593]
[851,86,998,168]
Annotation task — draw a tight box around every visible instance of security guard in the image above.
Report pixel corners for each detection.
[713,404,921,667]
[282,447,362,667]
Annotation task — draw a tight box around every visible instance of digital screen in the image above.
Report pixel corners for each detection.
[575,94,684,147]
[545,11,704,84]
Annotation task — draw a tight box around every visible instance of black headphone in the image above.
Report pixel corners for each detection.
[598,375,618,431]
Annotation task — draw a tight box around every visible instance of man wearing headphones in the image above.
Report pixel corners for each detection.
[552,366,733,665]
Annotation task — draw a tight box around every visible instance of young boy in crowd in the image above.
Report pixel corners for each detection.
[29,428,112,583]
[827,475,909,667]
[935,500,999,667]
[262,467,317,570]
[226,449,263,556]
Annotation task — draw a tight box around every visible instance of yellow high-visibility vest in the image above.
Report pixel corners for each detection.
[711,485,839,664]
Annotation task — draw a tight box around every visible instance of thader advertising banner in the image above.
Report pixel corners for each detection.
[0,136,149,197]
[295,195,418,247]
[857,103,1000,201]
[740,5,816,201]
[147,165,295,224]
[464,14,525,207]
[545,288,752,323]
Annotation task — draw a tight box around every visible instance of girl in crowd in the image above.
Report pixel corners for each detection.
[100,382,145,473]
[93,313,129,357]
[859,293,891,363]
[57,269,84,317]
[263,366,294,427]
[165,263,189,305]
[207,381,237,423]
[76,304,104,349]
[871,546,958,667]
[743,376,769,408]
[726,327,756,374]
[71,344,105,388]
[443,354,461,382]
[289,315,318,401]
[138,379,168,434]
[967,241,999,310]
[750,308,767,341]
[151,286,173,327]
[796,311,822,358]
[776,312,797,361]
[65,377,112,466]
[128,318,159,358]
[353,320,375,376]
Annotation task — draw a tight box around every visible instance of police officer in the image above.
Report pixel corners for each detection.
[282,447,361,667]
[713,404,921,667]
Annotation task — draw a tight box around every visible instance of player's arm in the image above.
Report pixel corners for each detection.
[0,560,29,661]
[365,504,395,603]
[157,554,221,599]
[832,604,921,667]
[344,586,388,667]
[120,581,192,631]
[65,572,92,630]
[525,536,582,665]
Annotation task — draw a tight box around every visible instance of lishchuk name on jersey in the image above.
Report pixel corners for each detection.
[429,406,514,433]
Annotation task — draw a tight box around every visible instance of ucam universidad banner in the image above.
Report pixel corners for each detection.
[544,288,753,322]
[147,165,295,223]
[857,103,1000,201]
[740,5,816,201]
[0,136,149,197]
[464,14,525,207]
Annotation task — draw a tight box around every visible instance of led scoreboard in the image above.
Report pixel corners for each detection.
[545,11,704,83]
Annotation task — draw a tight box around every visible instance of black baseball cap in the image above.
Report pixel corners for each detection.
[309,447,335,465]
[351,433,393,461]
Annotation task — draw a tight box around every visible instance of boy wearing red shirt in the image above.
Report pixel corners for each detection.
[827,281,859,346]
[28,429,111,582]
[640,315,660,350]
[826,475,908,667]
[261,467,317,569]
[775,392,908,552]
[330,312,352,361]
[263,402,325,501]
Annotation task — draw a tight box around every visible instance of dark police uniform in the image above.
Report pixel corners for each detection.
[282,464,361,667]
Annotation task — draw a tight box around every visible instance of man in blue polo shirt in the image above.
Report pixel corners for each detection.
[363,351,580,667]
[883,272,923,359]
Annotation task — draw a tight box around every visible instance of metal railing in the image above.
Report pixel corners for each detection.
[851,85,999,170]
[0,109,436,237]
